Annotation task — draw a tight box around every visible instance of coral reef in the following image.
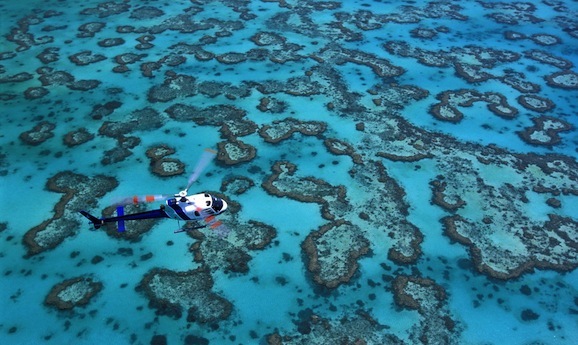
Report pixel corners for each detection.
[258,118,327,144]
[517,116,573,148]
[429,89,518,123]
[23,172,118,256]
[392,276,459,344]
[187,200,277,274]
[19,122,56,146]
[266,311,403,344]
[262,161,348,221]
[45,277,103,310]
[136,267,233,323]
[301,220,369,289]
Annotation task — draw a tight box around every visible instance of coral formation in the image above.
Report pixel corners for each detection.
[23,172,118,256]
[45,277,103,310]
[301,220,370,289]
[137,267,233,323]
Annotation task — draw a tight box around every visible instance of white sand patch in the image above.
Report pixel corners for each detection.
[553,73,578,87]
[523,97,546,108]
[57,280,91,303]
[488,229,527,254]
[161,161,180,173]
[542,119,564,130]
[529,130,550,143]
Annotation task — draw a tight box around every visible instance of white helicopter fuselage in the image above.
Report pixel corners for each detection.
[163,193,228,221]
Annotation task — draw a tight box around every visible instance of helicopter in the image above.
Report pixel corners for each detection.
[80,148,229,236]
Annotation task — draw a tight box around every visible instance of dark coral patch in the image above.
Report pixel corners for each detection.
[69,50,107,66]
[256,97,288,113]
[147,73,197,102]
[145,144,176,161]
[517,116,573,148]
[530,33,561,46]
[19,121,55,146]
[144,144,185,178]
[442,211,578,280]
[517,94,555,113]
[130,6,165,20]
[262,161,348,221]
[151,158,186,177]
[98,37,125,47]
[499,70,541,93]
[392,275,447,312]
[323,138,363,164]
[220,176,255,195]
[77,22,106,38]
[545,70,578,90]
[430,89,518,123]
[23,87,49,100]
[63,128,95,147]
[410,27,438,39]
[217,138,257,165]
[258,118,326,144]
[45,277,103,310]
[189,216,276,265]
[23,172,118,256]
[137,267,232,323]
[80,2,130,18]
[36,47,60,63]
[89,101,122,120]
[525,49,573,70]
[302,220,370,289]
[430,178,466,212]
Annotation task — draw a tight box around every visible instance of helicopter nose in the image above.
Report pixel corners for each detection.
[220,199,228,213]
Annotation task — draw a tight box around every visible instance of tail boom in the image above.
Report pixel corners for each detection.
[79,208,170,229]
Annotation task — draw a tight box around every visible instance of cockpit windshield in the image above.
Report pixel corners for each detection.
[211,195,224,212]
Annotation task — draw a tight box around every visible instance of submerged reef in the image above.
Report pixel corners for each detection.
[392,276,459,344]
[44,277,103,310]
[188,193,277,274]
[266,311,404,344]
[302,220,370,289]
[23,172,118,257]
[136,267,232,324]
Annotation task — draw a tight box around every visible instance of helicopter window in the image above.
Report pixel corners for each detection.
[211,196,223,212]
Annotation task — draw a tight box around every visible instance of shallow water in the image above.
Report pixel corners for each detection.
[1,1,578,344]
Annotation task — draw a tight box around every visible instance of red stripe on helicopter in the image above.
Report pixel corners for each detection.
[210,221,222,229]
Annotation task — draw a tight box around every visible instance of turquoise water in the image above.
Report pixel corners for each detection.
[1,0,578,344]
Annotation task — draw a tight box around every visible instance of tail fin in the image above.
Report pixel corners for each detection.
[79,211,104,229]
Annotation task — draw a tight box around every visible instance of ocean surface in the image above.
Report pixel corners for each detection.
[1,0,577,344]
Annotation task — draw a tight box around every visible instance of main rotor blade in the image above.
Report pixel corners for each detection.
[113,194,172,206]
[185,148,217,191]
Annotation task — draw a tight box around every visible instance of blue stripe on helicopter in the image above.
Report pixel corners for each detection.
[168,200,191,220]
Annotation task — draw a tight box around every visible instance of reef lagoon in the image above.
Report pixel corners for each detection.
[1,0,578,344]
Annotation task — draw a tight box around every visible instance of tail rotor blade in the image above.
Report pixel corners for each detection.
[185,148,217,191]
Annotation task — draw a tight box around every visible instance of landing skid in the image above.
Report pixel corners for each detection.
[174,222,207,234]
